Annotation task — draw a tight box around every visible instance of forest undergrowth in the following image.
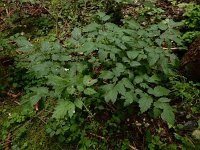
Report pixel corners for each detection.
[0,0,200,149]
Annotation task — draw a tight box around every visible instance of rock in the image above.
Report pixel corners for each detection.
[180,36,200,81]
[192,129,200,139]
[184,121,198,130]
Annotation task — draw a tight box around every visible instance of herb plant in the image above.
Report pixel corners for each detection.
[17,14,182,125]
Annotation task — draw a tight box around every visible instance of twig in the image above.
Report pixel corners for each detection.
[162,47,179,51]
[37,117,47,124]
[89,133,105,140]
[14,101,21,105]
[4,133,11,150]
[128,144,138,150]
[56,15,59,38]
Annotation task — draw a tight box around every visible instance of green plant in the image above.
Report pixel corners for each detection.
[0,33,16,93]
[171,76,200,102]
[179,3,200,29]
[17,14,183,123]
[170,76,200,120]
[178,3,200,45]
[181,31,200,45]
[1,0,200,149]
[13,13,184,148]
[0,108,35,141]
[137,1,165,23]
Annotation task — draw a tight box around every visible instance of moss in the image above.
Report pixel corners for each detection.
[0,98,61,150]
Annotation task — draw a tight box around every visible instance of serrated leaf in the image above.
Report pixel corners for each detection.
[53,101,75,119]
[153,107,162,118]
[127,51,140,60]
[105,23,119,31]
[100,84,114,92]
[161,106,175,125]
[72,27,81,40]
[115,81,126,95]
[74,99,83,109]
[15,37,34,51]
[148,74,160,83]
[140,83,149,89]
[99,71,114,79]
[122,78,134,89]
[123,91,137,106]
[48,75,68,86]
[79,42,95,54]
[158,23,168,30]
[32,62,51,76]
[155,38,164,46]
[134,76,143,84]
[68,102,76,118]
[138,95,153,113]
[30,87,49,95]
[41,41,51,51]
[84,88,97,95]
[83,75,98,86]
[30,95,41,106]
[153,100,174,124]
[97,12,106,18]
[126,20,140,30]
[52,54,60,60]
[153,101,168,109]
[67,86,76,94]
[112,63,125,77]
[99,50,108,61]
[130,61,141,67]
[148,86,170,97]
[77,85,84,92]
[122,57,130,63]
[102,15,110,21]
[104,88,118,103]
[52,101,67,119]
[60,55,71,61]
[158,97,171,102]
[148,53,159,66]
[52,42,61,50]
[47,75,68,97]
[82,22,100,32]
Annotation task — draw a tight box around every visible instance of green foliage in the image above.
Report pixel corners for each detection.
[1,0,199,149]
[181,31,200,45]
[179,3,200,29]
[171,76,200,102]
[138,1,165,22]
[17,15,182,124]
[171,76,200,116]
[179,3,200,45]
[12,11,186,148]
[0,108,35,141]
[0,33,16,93]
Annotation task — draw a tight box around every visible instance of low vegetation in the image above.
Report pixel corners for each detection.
[0,0,200,149]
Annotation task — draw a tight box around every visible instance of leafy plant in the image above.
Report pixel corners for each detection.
[179,3,200,29]
[178,3,200,45]
[2,0,200,149]
[181,31,200,45]
[17,14,182,125]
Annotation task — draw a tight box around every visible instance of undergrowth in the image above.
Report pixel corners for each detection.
[0,0,200,149]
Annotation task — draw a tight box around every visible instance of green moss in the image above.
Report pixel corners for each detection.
[0,99,61,150]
